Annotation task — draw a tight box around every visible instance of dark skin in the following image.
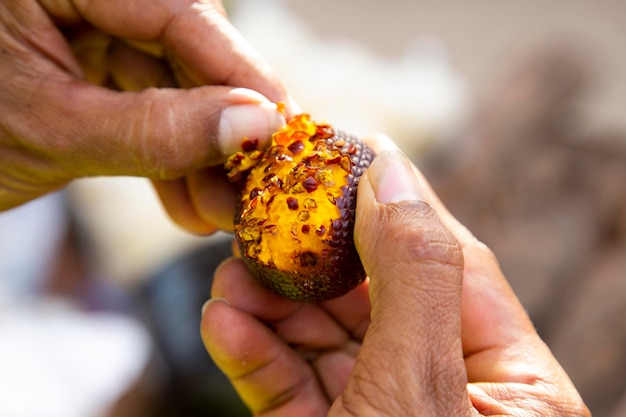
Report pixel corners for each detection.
[1,1,589,415]
[0,0,290,231]
[201,135,590,416]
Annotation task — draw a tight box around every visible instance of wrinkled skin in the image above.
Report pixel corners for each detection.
[0,0,290,232]
[202,135,590,416]
[0,1,591,414]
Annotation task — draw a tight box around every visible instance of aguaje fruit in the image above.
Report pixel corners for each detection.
[225,113,374,302]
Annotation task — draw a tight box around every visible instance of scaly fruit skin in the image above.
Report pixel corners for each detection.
[225,114,374,302]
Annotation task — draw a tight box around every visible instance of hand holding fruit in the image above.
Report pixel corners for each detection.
[202,135,589,417]
[0,0,288,234]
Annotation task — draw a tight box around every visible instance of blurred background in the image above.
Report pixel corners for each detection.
[1,0,624,416]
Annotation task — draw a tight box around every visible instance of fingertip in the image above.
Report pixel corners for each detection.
[211,257,252,299]
[201,297,231,318]
[151,179,218,235]
[200,297,327,414]
[360,133,400,155]
[199,296,229,349]
[218,101,286,155]
[212,257,302,321]
[200,297,251,372]
[200,298,231,357]
[285,95,303,117]
[186,167,237,232]
[368,150,430,204]
[320,279,371,340]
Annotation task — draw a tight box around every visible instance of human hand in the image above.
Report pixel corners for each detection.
[201,135,589,416]
[0,0,289,233]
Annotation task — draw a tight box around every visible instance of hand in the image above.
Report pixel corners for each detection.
[201,135,589,416]
[0,0,289,233]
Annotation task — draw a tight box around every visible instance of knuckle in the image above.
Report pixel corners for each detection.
[136,89,188,178]
[381,201,463,270]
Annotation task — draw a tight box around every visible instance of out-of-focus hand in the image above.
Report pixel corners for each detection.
[201,135,589,416]
[0,0,289,233]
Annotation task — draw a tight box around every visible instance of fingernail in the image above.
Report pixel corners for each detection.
[218,103,286,155]
[369,150,428,204]
[201,297,231,317]
[286,95,303,116]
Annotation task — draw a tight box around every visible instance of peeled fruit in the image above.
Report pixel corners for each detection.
[225,114,374,302]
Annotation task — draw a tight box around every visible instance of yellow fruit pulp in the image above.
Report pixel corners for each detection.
[232,115,352,272]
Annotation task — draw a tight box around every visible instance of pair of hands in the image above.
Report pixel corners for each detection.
[201,136,589,416]
[1,1,588,415]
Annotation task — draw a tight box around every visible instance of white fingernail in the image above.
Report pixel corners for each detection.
[370,150,429,204]
[201,297,230,317]
[218,103,285,155]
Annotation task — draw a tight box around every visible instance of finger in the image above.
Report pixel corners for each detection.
[362,133,476,244]
[212,258,350,350]
[212,258,301,320]
[186,166,238,232]
[202,299,330,417]
[64,26,111,84]
[313,341,359,401]
[362,134,539,361]
[10,3,287,177]
[42,0,290,105]
[319,280,371,340]
[108,40,176,90]
[151,178,217,234]
[341,149,470,415]
[105,39,240,234]
[467,382,590,416]
[36,79,284,178]
[213,258,371,342]
[457,244,540,379]
[6,1,84,77]
[160,1,289,104]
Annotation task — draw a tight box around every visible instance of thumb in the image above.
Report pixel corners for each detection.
[335,150,471,416]
[47,82,284,179]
